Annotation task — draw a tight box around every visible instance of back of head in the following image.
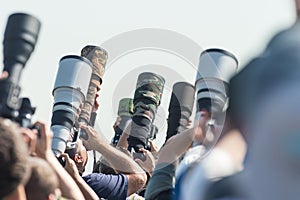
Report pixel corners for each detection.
[25,157,59,200]
[0,118,30,198]
[229,19,300,142]
[245,84,300,200]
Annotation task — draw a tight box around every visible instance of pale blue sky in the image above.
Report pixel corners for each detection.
[0,0,296,148]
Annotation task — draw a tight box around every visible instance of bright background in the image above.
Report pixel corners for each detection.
[0,0,296,172]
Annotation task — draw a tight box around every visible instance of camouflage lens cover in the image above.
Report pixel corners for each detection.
[118,98,134,117]
[134,72,165,106]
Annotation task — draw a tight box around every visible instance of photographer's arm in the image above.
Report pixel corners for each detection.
[80,124,147,196]
[34,122,85,200]
[61,153,99,200]
[144,111,209,200]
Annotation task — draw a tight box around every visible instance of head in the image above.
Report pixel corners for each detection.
[66,139,88,175]
[296,0,300,18]
[0,118,30,199]
[25,157,61,200]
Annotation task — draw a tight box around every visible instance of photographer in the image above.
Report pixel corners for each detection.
[67,124,147,200]
[144,112,203,200]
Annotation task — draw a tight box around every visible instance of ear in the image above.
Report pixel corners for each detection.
[74,153,83,163]
[47,193,56,200]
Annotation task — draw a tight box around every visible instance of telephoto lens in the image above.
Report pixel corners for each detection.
[112,98,134,146]
[195,48,238,143]
[51,55,93,156]
[79,45,108,126]
[0,13,41,118]
[196,48,238,116]
[128,72,165,153]
[165,82,195,142]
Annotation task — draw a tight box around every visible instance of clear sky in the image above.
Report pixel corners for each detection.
[0,1,297,170]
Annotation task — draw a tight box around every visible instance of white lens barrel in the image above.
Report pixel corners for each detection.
[53,55,93,98]
[51,125,73,156]
[195,48,238,84]
[195,48,238,112]
[52,88,84,113]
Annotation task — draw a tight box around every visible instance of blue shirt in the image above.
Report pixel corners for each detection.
[83,173,128,200]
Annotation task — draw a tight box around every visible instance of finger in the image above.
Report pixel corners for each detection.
[80,125,96,137]
[139,148,152,158]
[138,148,147,153]
[33,121,47,139]
[79,124,91,131]
[60,153,70,159]
[148,140,157,149]
[0,71,8,80]
[60,153,71,165]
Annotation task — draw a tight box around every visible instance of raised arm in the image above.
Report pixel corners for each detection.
[80,124,147,196]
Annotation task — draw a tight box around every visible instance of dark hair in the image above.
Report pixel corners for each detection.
[0,118,30,198]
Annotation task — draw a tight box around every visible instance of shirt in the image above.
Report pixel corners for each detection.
[83,173,128,200]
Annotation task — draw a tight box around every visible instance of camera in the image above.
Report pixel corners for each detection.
[127,72,165,153]
[50,55,93,156]
[0,13,41,128]
[166,82,195,141]
[78,45,108,131]
[195,48,238,142]
[112,98,134,145]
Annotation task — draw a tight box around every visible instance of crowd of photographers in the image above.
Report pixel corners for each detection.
[2,1,300,200]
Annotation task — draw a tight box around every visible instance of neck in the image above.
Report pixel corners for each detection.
[4,185,27,200]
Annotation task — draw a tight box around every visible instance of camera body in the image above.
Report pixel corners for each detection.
[0,13,41,128]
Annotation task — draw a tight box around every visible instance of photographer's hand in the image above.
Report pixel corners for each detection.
[135,148,156,176]
[79,124,102,150]
[61,153,99,200]
[0,71,8,80]
[21,127,37,156]
[61,153,80,178]
[33,122,51,158]
[116,119,130,149]
[34,121,52,159]
[194,110,210,145]
[113,116,122,131]
[148,139,159,158]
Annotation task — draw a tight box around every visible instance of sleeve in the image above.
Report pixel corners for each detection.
[83,173,128,200]
[144,163,175,200]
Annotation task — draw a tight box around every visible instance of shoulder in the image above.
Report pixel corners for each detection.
[83,173,127,184]
[83,173,128,200]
